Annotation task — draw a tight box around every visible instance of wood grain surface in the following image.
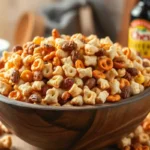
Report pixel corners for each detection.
[0,88,149,150]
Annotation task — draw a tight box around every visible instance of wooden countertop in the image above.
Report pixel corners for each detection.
[10,135,118,150]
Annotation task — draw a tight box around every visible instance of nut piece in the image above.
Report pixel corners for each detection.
[126,68,138,76]
[85,78,96,89]
[10,69,20,83]
[33,71,43,81]
[123,72,132,81]
[41,85,50,96]
[12,45,23,52]
[62,41,77,51]
[121,86,131,99]
[95,48,106,56]
[28,93,42,103]
[71,50,81,62]
[62,77,74,90]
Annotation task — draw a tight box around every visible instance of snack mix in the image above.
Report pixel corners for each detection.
[0,29,149,106]
[119,113,150,150]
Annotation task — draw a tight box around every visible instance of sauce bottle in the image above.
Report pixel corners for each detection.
[128,0,150,58]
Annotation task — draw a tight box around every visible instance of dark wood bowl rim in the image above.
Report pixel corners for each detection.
[0,88,150,111]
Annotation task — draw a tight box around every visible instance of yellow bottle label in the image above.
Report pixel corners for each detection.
[128,19,150,58]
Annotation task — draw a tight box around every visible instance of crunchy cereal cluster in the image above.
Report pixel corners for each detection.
[0,29,150,106]
[119,113,150,150]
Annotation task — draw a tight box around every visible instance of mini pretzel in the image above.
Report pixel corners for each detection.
[75,60,85,68]
[53,57,61,66]
[98,58,113,71]
[8,90,22,100]
[106,94,121,102]
[43,51,56,61]
[31,58,44,71]
[52,29,60,39]
[92,70,106,79]
[120,78,130,89]
[20,70,33,82]
[122,48,131,58]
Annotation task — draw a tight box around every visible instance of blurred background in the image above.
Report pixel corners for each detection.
[0,0,138,47]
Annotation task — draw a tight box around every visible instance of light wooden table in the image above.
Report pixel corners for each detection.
[11,135,117,150]
[11,135,42,150]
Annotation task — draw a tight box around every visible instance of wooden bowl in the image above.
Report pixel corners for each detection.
[0,88,150,150]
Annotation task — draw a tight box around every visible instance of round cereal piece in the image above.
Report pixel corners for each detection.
[23,55,34,66]
[106,94,121,102]
[33,36,44,45]
[98,57,113,71]
[120,78,130,89]
[92,70,106,79]
[8,90,22,100]
[122,47,131,58]
[31,58,44,71]
[20,70,33,82]
[75,60,85,68]
[134,74,145,84]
